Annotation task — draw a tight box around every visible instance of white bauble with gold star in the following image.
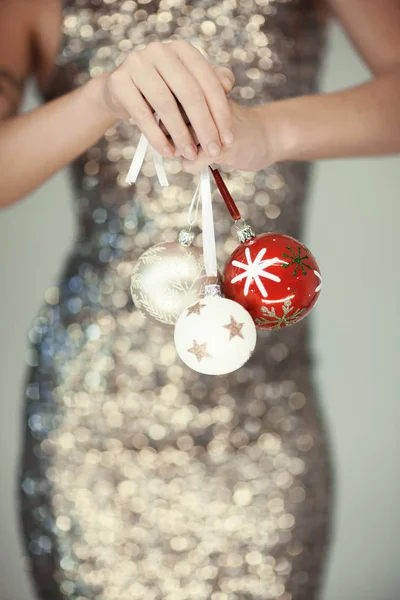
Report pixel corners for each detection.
[174,296,257,375]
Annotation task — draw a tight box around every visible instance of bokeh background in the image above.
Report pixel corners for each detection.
[0,19,399,600]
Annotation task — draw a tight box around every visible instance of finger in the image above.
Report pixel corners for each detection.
[159,101,190,137]
[161,85,232,146]
[175,43,234,150]
[128,52,198,160]
[213,66,235,94]
[147,45,220,160]
[152,41,228,158]
[181,147,215,175]
[161,123,199,149]
[108,70,175,158]
[150,63,234,153]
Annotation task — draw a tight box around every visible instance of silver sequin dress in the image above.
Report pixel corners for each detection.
[20,1,332,599]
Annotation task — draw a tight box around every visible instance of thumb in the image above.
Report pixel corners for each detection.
[181,147,215,175]
[213,66,235,94]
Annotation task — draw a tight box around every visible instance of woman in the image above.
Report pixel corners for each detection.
[1,1,400,599]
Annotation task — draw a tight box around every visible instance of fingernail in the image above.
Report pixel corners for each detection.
[223,76,234,89]
[183,144,197,160]
[207,141,220,157]
[164,146,174,158]
[222,130,234,145]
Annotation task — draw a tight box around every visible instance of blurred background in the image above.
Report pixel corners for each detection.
[0,18,399,600]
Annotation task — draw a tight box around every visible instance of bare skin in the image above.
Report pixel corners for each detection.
[0,0,400,207]
[0,0,235,207]
[183,0,400,173]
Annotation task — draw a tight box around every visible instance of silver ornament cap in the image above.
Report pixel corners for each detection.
[178,229,196,247]
[235,219,256,243]
[204,283,222,297]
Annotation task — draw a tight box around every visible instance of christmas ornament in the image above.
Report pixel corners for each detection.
[208,168,322,330]
[174,294,257,375]
[174,169,257,375]
[130,234,212,326]
[128,118,212,326]
[224,226,322,330]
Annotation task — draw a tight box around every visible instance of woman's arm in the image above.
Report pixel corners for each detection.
[0,0,117,207]
[270,0,400,162]
[182,0,400,173]
[0,0,235,209]
[269,66,400,163]
[326,0,400,76]
[0,76,118,208]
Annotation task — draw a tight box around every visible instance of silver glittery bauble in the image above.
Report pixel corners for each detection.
[131,241,212,325]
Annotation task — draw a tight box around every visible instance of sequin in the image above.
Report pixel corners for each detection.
[20,1,331,599]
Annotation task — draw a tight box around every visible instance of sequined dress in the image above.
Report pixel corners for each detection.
[20,1,331,599]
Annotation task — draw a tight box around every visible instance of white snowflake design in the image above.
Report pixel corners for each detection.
[314,270,322,293]
[231,247,287,297]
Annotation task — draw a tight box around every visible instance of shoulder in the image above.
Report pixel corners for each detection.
[0,0,62,79]
[33,0,64,89]
[0,0,54,18]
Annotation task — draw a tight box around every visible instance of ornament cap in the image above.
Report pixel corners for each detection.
[204,283,222,297]
[178,229,195,247]
[235,219,256,243]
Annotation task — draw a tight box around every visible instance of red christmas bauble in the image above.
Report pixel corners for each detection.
[223,233,322,330]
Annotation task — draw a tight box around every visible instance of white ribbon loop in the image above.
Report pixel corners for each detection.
[187,180,201,228]
[200,167,218,278]
[125,115,169,187]
[125,128,217,279]
[152,146,169,187]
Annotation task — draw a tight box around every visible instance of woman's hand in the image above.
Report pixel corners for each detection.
[181,100,277,174]
[102,40,235,161]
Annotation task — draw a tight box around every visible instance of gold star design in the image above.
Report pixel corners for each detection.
[186,301,206,317]
[223,315,244,341]
[187,340,211,362]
